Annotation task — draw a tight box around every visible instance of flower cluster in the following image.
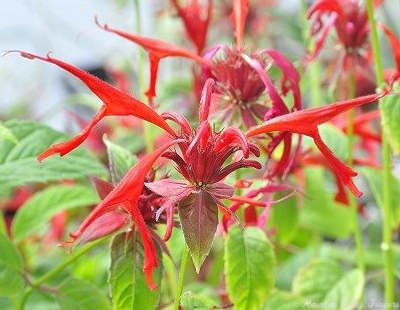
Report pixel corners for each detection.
[8,0,397,291]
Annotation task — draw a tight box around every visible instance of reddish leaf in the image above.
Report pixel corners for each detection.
[178,191,219,272]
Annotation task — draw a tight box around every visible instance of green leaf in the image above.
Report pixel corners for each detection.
[268,197,299,245]
[225,226,276,310]
[179,192,218,272]
[180,291,217,309]
[0,122,18,144]
[292,259,343,303]
[0,233,25,297]
[109,232,162,310]
[12,185,100,242]
[0,120,107,191]
[104,136,137,185]
[300,167,353,238]
[263,290,306,310]
[319,123,349,160]
[360,167,400,228]
[381,87,400,154]
[55,278,111,310]
[322,269,364,309]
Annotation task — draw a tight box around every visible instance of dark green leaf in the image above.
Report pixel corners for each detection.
[178,192,218,272]
[300,167,353,238]
[381,88,400,154]
[104,136,137,185]
[55,278,111,310]
[109,232,162,310]
[0,120,107,191]
[225,226,276,310]
[12,185,100,242]
[292,259,343,303]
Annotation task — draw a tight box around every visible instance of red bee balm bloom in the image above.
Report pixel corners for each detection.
[146,79,261,271]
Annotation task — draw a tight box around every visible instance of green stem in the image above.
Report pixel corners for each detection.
[365,0,395,307]
[133,0,154,153]
[18,240,103,310]
[173,245,190,310]
[299,0,323,107]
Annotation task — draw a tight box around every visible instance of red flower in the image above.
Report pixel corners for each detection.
[246,83,393,198]
[6,51,176,161]
[170,0,212,54]
[95,17,204,105]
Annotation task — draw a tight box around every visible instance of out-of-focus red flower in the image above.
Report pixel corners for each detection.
[95,17,204,106]
[170,0,212,54]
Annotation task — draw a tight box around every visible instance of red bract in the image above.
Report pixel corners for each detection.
[246,84,393,198]
[170,0,212,54]
[6,51,175,161]
[63,139,183,290]
[95,17,204,105]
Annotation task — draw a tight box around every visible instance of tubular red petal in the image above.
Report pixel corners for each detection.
[213,127,250,158]
[9,51,176,159]
[37,107,106,161]
[127,200,158,290]
[199,78,215,123]
[161,112,192,136]
[246,86,392,138]
[186,121,211,156]
[95,17,204,63]
[378,22,400,76]
[232,0,249,48]
[65,139,183,246]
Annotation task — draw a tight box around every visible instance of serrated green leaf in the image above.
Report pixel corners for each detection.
[0,233,25,297]
[360,167,400,228]
[55,278,111,310]
[0,123,18,145]
[322,269,364,309]
[0,120,107,191]
[300,167,353,238]
[292,259,343,303]
[225,226,276,310]
[381,89,400,154]
[263,290,306,310]
[268,197,299,245]
[103,136,137,185]
[179,192,218,273]
[12,185,100,242]
[109,232,162,310]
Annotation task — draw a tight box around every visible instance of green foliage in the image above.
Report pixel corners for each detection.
[381,85,400,155]
[109,233,162,310]
[12,185,100,242]
[54,278,112,310]
[225,226,276,309]
[0,233,25,297]
[0,120,107,191]
[300,167,354,238]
